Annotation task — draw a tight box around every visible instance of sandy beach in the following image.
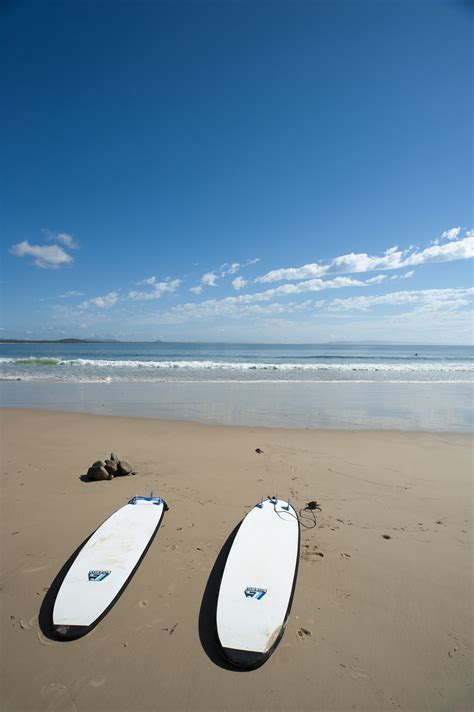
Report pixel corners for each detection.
[1,408,472,711]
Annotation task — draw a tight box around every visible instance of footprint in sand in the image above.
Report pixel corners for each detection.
[340,663,369,680]
[10,615,35,630]
[88,675,107,688]
[302,545,324,562]
[138,600,149,608]
[23,564,49,574]
[41,682,77,712]
[296,628,312,641]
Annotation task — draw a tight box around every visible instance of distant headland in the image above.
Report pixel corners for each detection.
[0,338,126,344]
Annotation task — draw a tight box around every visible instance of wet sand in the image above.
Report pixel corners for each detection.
[1,408,472,711]
[1,379,473,431]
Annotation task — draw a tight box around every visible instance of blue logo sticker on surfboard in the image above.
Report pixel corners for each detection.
[244,587,267,600]
[88,570,111,582]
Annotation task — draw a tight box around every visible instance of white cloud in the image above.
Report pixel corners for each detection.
[58,290,84,298]
[190,285,203,295]
[10,240,74,269]
[201,271,218,287]
[170,299,315,321]
[441,227,461,241]
[365,274,386,285]
[389,270,415,280]
[162,274,377,321]
[128,278,181,301]
[232,276,248,290]
[45,230,80,249]
[257,276,366,300]
[255,231,474,283]
[328,287,474,313]
[220,262,240,277]
[55,232,79,249]
[80,291,120,309]
[137,276,157,286]
[256,262,327,283]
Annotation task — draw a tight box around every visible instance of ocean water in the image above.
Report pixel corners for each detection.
[0,342,472,384]
[1,343,473,431]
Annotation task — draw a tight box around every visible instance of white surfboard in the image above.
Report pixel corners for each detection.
[53,495,167,638]
[216,498,300,668]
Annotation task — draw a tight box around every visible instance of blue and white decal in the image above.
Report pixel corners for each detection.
[88,570,111,582]
[244,587,267,600]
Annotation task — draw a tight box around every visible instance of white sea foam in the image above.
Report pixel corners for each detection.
[1,374,473,385]
[1,356,472,372]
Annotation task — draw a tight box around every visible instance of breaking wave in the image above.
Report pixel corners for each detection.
[1,356,473,373]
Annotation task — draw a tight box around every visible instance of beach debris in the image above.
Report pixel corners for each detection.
[85,453,137,481]
[255,448,264,454]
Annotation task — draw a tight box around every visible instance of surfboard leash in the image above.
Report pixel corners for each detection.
[298,501,321,529]
[267,496,321,529]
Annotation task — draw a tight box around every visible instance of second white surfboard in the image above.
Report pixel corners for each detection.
[216,498,300,668]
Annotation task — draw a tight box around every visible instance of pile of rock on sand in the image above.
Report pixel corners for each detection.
[86,452,137,481]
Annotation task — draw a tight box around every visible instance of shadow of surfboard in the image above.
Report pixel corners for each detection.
[198,522,248,671]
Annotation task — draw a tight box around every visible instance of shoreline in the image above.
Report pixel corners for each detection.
[1,408,472,711]
[1,405,472,437]
[2,379,473,431]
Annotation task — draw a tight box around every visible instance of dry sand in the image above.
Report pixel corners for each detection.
[1,408,472,712]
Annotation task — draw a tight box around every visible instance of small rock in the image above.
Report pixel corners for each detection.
[92,460,106,468]
[255,448,264,454]
[87,465,112,481]
[110,452,119,462]
[382,534,391,540]
[117,459,133,476]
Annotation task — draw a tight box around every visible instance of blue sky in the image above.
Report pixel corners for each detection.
[2,0,473,343]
